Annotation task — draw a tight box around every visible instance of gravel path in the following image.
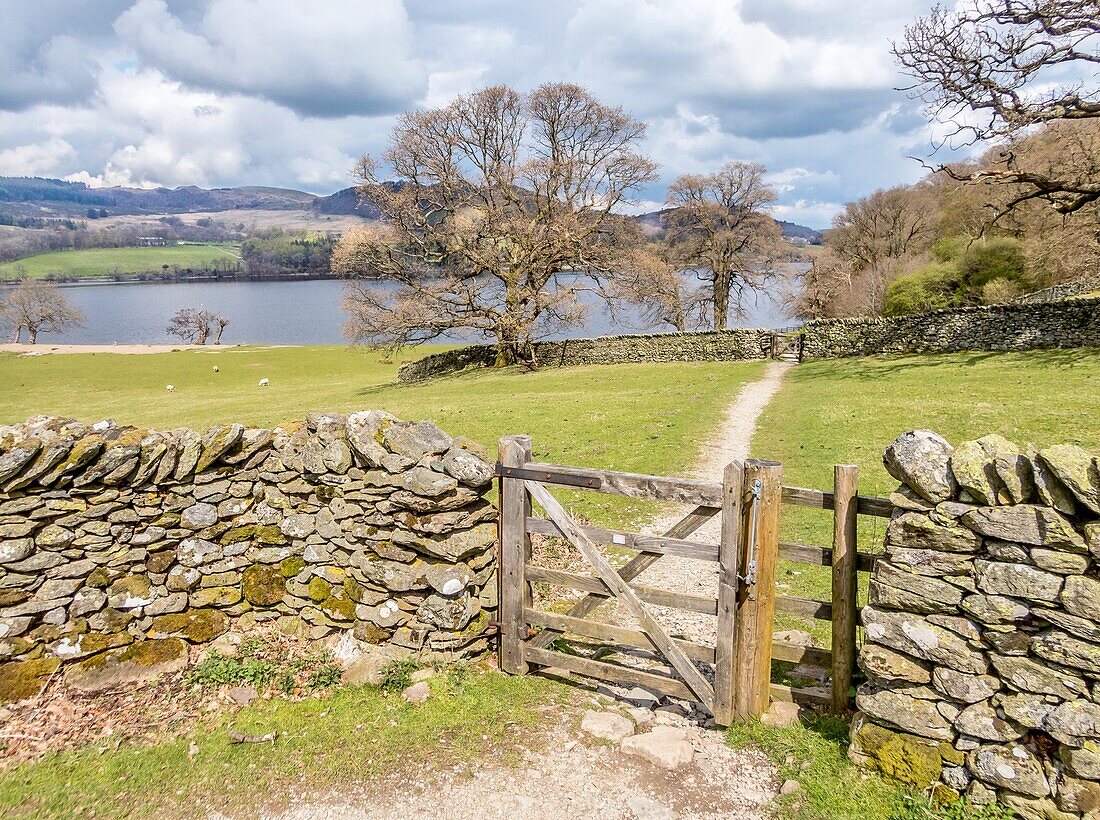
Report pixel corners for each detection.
[265,700,776,820]
[614,361,793,647]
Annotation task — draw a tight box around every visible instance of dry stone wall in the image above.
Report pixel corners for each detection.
[851,429,1100,817]
[398,297,1100,382]
[0,412,498,703]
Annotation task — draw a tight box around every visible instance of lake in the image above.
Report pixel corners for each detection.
[16,270,802,345]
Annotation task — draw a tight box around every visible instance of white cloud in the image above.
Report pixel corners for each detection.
[0,137,76,175]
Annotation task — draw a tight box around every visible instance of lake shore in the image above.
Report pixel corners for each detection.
[0,343,254,355]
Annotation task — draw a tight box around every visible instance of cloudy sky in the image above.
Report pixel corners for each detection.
[0,0,967,228]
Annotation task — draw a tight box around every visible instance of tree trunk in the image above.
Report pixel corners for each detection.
[10,326,21,343]
[27,326,38,344]
[214,325,225,345]
[196,327,209,345]
[713,268,730,331]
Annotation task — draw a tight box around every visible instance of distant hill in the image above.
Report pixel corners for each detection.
[312,186,380,218]
[0,177,326,218]
[634,207,823,244]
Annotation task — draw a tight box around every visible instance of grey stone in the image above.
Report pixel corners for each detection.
[960,593,1031,624]
[1060,575,1100,622]
[0,539,33,564]
[985,539,1031,563]
[966,744,1049,798]
[1029,446,1078,515]
[280,513,315,539]
[861,606,988,674]
[883,545,974,576]
[951,438,1003,505]
[998,693,1058,730]
[1055,774,1100,815]
[180,503,218,529]
[1001,794,1076,820]
[381,420,452,461]
[66,638,189,695]
[166,565,201,591]
[1033,608,1100,643]
[1045,698,1100,745]
[144,592,188,616]
[886,511,981,553]
[1031,630,1100,675]
[581,710,635,743]
[932,668,999,704]
[438,448,494,488]
[859,643,932,684]
[401,680,430,704]
[399,467,458,498]
[991,653,1088,699]
[620,726,694,770]
[975,560,1063,602]
[868,562,963,614]
[1059,742,1100,779]
[178,538,222,567]
[953,702,1025,742]
[1037,444,1100,514]
[962,505,1086,551]
[345,410,396,468]
[416,592,477,631]
[1029,548,1088,575]
[855,686,955,740]
[941,766,971,791]
[882,431,957,503]
[69,587,107,618]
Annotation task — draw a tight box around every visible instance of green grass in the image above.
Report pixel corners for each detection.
[0,345,763,526]
[753,349,1100,641]
[0,667,563,819]
[726,716,1010,820]
[0,244,241,279]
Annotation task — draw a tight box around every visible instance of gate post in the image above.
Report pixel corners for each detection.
[733,459,783,720]
[831,464,859,711]
[498,435,532,675]
[713,460,744,726]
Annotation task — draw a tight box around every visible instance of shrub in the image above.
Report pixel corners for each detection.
[957,238,1030,292]
[979,278,1024,304]
[883,263,960,316]
[378,657,420,693]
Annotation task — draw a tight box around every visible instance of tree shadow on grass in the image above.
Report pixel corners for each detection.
[794,348,1100,383]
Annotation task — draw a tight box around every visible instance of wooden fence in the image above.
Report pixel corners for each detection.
[494,434,893,723]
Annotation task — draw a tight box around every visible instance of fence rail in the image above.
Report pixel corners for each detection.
[496,439,894,722]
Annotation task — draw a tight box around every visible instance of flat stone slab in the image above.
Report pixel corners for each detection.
[620,725,694,770]
[66,638,188,695]
[581,710,635,743]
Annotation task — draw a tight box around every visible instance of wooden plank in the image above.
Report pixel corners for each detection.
[525,479,717,709]
[713,460,743,727]
[775,594,833,620]
[525,517,718,561]
[778,541,877,573]
[781,486,892,519]
[524,461,723,506]
[525,646,696,702]
[498,436,532,675]
[733,460,783,720]
[831,464,859,712]
[769,682,832,707]
[525,504,719,651]
[526,566,719,615]
[772,640,832,667]
[525,608,716,664]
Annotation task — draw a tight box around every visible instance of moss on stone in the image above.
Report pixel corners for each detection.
[86,567,111,588]
[320,587,356,621]
[307,576,331,602]
[280,556,306,578]
[0,589,31,608]
[353,621,389,644]
[0,657,61,704]
[254,525,287,545]
[939,743,965,766]
[150,609,229,643]
[241,563,286,606]
[146,551,174,573]
[851,717,942,789]
[221,525,256,545]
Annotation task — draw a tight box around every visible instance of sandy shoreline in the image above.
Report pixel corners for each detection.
[0,343,253,356]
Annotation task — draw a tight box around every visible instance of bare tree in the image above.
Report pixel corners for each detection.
[895,0,1100,215]
[335,83,657,366]
[609,247,706,332]
[0,279,84,343]
[166,307,228,345]
[663,162,782,330]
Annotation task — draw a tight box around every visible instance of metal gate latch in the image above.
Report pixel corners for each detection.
[739,478,763,600]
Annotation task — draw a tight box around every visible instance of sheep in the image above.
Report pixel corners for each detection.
[258,378,269,387]
[166,385,176,392]
[212,365,219,373]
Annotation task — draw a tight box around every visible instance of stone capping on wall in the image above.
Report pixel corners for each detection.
[850,430,1100,817]
[397,296,1100,382]
[0,412,498,703]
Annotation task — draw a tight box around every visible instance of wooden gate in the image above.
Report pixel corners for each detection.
[769,331,803,362]
[495,435,893,723]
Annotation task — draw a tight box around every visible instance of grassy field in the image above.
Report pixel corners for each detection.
[0,244,241,279]
[0,345,763,526]
[752,349,1100,639]
[0,664,563,819]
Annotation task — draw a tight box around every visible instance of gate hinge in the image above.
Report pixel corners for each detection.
[738,477,764,599]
